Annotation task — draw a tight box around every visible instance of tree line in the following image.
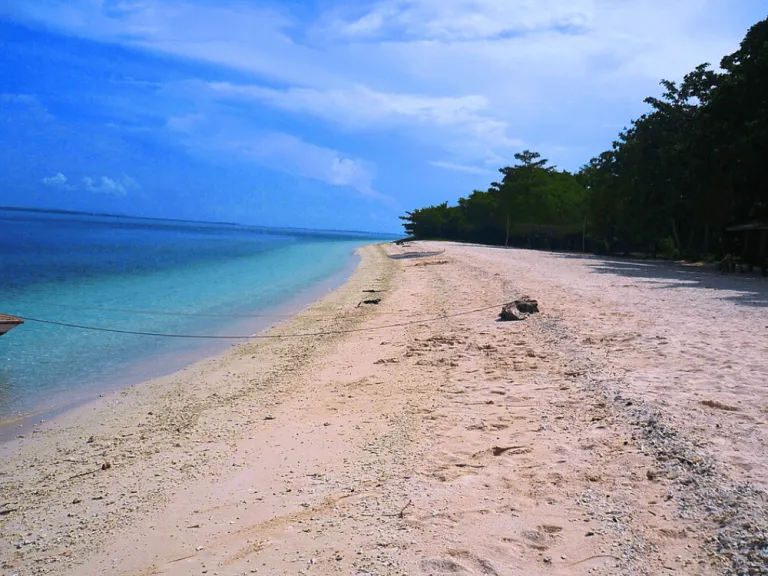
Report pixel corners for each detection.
[401,18,768,264]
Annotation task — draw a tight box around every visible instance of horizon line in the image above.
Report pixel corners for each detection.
[0,205,401,237]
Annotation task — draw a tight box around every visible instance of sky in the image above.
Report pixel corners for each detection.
[0,1,765,233]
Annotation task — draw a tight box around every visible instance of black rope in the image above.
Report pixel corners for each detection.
[13,303,505,340]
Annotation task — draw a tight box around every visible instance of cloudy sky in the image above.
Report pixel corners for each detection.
[0,1,764,232]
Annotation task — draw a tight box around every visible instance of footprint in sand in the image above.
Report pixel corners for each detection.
[420,550,500,575]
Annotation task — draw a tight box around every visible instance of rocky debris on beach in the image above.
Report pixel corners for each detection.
[589,382,768,576]
[412,259,449,267]
[499,297,539,321]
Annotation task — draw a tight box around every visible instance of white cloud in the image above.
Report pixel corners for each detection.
[0,1,331,88]
[41,172,140,195]
[4,0,752,172]
[41,172,69,188]
[429,161,493,176]
[1,93,41,105]
[209,82,479,128]
[165,113,206,134]
[207,82,519,160]
[330,0,596,41]
[226,132,385,201]
[1,93,55,124]
[120,174,142,192]
[166,111,386,200]
[82,175,140,196]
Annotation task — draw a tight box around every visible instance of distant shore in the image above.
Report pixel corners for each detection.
[2,242,766,575]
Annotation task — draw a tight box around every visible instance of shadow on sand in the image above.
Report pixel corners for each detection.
[553,253,768,309]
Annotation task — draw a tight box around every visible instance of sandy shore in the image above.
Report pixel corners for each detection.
[1,242,766,575]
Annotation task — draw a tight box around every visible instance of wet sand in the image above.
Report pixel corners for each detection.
[1,242,766,575]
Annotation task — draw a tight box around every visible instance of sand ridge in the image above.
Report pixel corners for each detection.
[1,242,767,575]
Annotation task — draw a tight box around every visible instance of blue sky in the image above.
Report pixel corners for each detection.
[0,1,764,233]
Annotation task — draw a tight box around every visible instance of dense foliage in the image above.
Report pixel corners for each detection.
[401,151,587,250]
[402,18,768,262]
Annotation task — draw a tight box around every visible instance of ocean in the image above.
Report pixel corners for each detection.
[0,208,388,420]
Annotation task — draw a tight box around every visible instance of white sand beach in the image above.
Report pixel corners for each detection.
[1,242,766,575]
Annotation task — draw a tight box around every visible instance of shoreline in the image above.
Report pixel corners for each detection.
[0,243,399,575]
[0,247,364,441]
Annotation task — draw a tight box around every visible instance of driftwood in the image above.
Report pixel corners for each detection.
[499,298,539,321]
[388,250,445,260]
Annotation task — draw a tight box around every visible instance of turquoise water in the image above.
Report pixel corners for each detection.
[0,208,387,418]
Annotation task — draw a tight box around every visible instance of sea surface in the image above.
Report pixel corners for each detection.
[0,208,389,419]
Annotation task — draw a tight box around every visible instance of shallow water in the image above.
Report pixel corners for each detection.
[0,208,386,417]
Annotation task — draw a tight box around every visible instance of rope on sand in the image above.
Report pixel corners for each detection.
[13,302,506,340]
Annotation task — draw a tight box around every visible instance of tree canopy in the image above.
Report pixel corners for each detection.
[401,18,768,264]
[401,151,588,250]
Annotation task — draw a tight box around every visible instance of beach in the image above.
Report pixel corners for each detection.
[2,242,767,575]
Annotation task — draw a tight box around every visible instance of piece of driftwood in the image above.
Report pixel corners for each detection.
[388,250,445,260]
[499,298,539,321]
